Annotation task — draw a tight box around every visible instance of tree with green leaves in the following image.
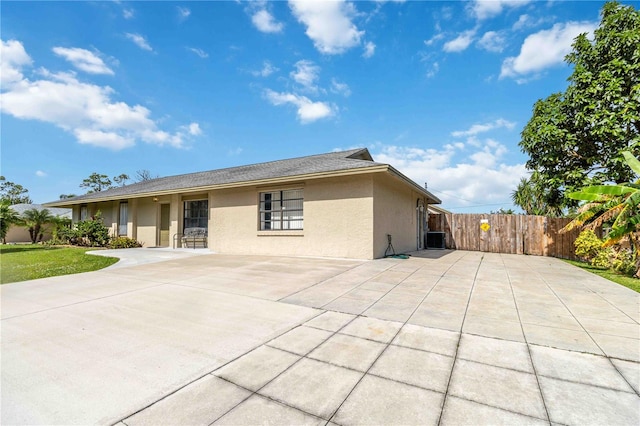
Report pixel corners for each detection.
[0,176,32,204]
[519,1,640,212]
[21,208,55,243]
[564,152,640,252]
[80,173,112,194]
[0,202,20,243]
[511,175,564,217]
[491,208,516,215]
[113,174,130,186]
[59,194,77,199]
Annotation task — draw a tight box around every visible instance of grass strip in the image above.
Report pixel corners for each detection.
[564,259,640,293]
[1,245,119,284]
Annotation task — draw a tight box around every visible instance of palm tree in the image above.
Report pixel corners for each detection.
[21,208,55,243]
[0,202,20,243]
[511,175,564,217]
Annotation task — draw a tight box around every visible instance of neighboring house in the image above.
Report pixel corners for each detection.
[5,204,72,243]
[45,149,441,259]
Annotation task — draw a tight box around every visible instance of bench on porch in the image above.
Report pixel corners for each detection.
[173,227,208,249]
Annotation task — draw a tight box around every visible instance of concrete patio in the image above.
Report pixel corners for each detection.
[1,250,639,425]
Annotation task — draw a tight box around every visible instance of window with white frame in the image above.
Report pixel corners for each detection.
[259,189,303,230]
[80,205,88,221]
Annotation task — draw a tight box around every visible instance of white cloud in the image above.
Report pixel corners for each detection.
[123,8,134,19]
[470,0,532,21]
[252,9,284,33]
[363,41,376,58]
[252,60,278,77]
[289,0,364,54]
[451,118,515,137]
[35,170,47,177]
[1,39,33,86]
[0,39,198,150]
[187,47,208,58]
[477,31,506,53]
[263,89,335,123]
[125,33,153,52]
[52,47,114,75]
[424,33,445,46]
[372,143,526,210]
[443,29,476,53]
[426,62,439,79]
[184,122,202,136]
[500,21,596,79]
[74,128,134,149]
[512,14,553,31]
[330,78,351,97]
[513,14,531,30]
[290,60,321,93]
[177,6,191,21]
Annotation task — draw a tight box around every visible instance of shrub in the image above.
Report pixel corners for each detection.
[610,249,636,276]
[51,217,72,241]
[108,236,142,249]
[76,212,110,247]
[591,248,613,269]
[574,229,603,262]
[53,227,80,245]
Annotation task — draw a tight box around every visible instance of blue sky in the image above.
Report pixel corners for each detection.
[1,0,616,211]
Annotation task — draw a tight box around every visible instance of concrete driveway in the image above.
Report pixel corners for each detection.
[1,250,639,425]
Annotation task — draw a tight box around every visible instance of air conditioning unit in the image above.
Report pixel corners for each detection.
[426,231,446,249]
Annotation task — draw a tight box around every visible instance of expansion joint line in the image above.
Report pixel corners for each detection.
[326,251,475,425]
[523,258,640,398]
[276,260,369,303]
[500,253,552,423]
[111,307,330,426]
[436,253,484,426]
[317,260,404,311]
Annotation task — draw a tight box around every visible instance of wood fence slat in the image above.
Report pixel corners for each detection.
[427,213,593,260]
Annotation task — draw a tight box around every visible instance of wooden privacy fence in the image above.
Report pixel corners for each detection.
[428,213,583,260]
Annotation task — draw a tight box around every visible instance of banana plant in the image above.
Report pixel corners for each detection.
[563,152,640,252]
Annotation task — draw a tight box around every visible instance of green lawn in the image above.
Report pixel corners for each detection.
[1,245,119,284]
[565,259,640,293]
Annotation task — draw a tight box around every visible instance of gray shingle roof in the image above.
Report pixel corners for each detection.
[46,148,389,205]
[10,204,72,219]
[45,148,441,206]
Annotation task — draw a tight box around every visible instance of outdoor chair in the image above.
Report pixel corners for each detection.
[173,227,208,249]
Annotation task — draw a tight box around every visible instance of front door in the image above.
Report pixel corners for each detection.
[159,204,170,247]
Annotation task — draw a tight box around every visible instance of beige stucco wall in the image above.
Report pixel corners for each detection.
[5,225,53,243]
[372,174,425,258]
[64,172,428,259]
[210,174,375,259]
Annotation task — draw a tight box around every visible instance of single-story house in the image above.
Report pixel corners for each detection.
[45,148,441,259]
[5,204,72,243]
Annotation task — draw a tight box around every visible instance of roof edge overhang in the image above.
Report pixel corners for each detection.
[386,165,441,204]
[43,165,391,208]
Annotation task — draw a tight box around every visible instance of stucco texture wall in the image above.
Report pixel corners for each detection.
[5,226,52,243]
[210,174,374,259]
[372,174,423,258]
